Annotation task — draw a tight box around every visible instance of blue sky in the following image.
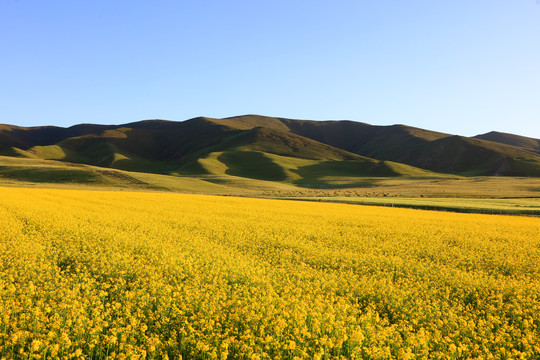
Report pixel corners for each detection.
[1,1,539,138]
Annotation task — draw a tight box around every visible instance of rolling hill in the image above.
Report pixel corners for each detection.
[214,115,540,176]
[1,115,539,186]
[473,131,540,153]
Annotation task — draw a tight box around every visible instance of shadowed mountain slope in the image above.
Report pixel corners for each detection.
[1,115,539,179]
[205,115,540,176]
[2,117,413,181]
[473,131,540,153]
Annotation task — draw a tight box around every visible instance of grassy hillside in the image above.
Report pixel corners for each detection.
[281,120,451,158]
[0,155,300,194]
[0,156,127,185]
[8,116,416,181]
[400,135,540,176]
[474,131,540,152]
[0,123,116,152]
[2,114,540,179]
[179,149,439,187]
[211,115,452,159]
[233,127,363,160]
[206,115,540,176]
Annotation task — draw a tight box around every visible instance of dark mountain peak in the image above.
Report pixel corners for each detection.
[474,131,540,152]
[476,130,536,139]
[122,119,176,129]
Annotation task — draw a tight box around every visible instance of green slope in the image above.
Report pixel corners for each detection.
[212,115,540,177]
[179,149,439,187]
[17,117,394,180]
[0,155,300,194]
[232,127,362,160]
[0,156,124,185]
[2,114,540,179]
[403,135,540,176]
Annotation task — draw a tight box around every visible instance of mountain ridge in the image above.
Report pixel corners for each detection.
[473,131,540,153]
[1,115,539,180]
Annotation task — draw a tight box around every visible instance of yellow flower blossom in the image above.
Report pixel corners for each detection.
[0,187,538,359]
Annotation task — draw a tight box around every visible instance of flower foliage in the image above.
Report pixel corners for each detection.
[0,187,539,359]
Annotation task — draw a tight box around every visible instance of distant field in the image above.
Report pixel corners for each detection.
[1,187,539,359]
[269,177,540,198]
[284,196,540,215]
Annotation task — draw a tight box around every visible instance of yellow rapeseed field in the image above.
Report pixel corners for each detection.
[0,187,539,360]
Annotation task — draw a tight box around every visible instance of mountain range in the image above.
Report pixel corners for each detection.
[1,115,539,184]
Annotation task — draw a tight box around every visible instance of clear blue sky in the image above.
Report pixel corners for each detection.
[1,1,539,138]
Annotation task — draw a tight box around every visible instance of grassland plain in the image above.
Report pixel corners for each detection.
[282,197,540,216]
[1,187,540,359]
